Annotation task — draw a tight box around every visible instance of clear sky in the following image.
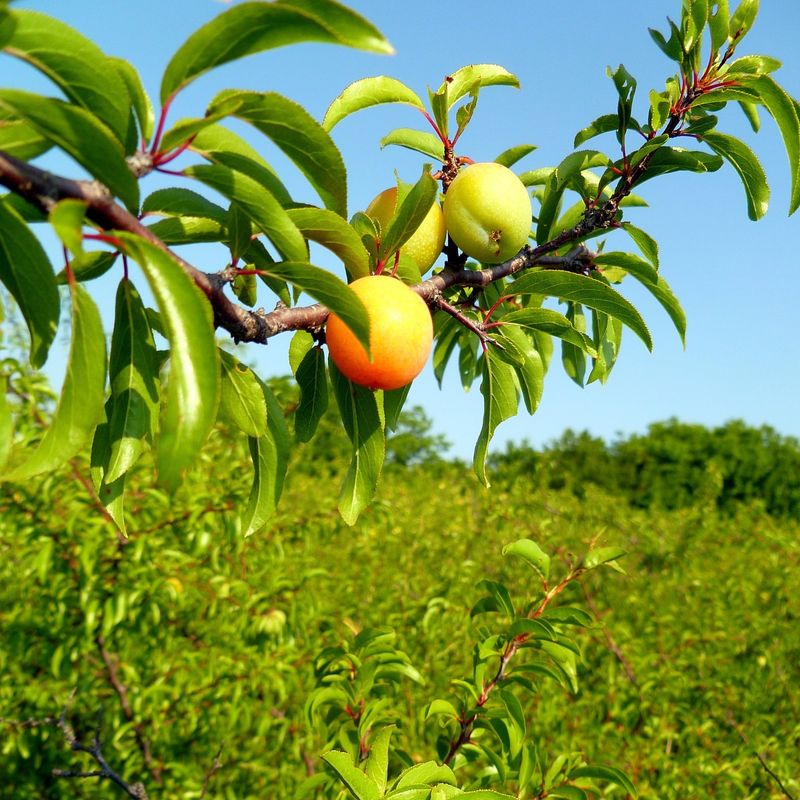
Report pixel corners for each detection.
[3,0,800,459]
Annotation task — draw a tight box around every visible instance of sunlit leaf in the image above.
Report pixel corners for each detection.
[218,350,268,439]
[380,127,445,161]
[161,0,392,103]
[473,349,518,487]
[0,90,139,211]
[1,10,131,145]
[118,235,219,491]
[438,64,520,110]
[330,361,385,525]
[701,130,769,219]
[512,270,653,350]
[5,284,105,480]
[502,538,551,581]
[324,76,424,131]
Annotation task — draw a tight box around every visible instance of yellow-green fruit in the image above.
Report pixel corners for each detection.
[366,187,446,273]
[443,162,531,263]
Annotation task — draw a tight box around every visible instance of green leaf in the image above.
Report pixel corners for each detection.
[494,325,544,415]
[648,23,683,62]
[105,280,160,483]
[2,10,131,145]
[0,90,139,212]
[209,89,348,217]
[110,56,154,143]
[186,163,307,261]
[439,64,520,110]
[188,124,292,206]
[729,0,758,44]
[423,700,460,722]
[748,75,800,215]
[540,641,578,693]
[547,787,587,800]
[330,361,385,525]
[594,251,686,345]
[621,222,660,268]
[395,762,457,791]
[288,207,370,279]
[90,400,127,534]
[0,375,12,472]
[118,235,219,491]
[708,0,730,52]
[0,119,51,159]
[569,765,637,797]
[294,344,328,443]
[584,546,627,570]
[259,261,370,353]
[218,350,268,438]
[536,150,610,245]
[380,127,445,161]
[380,168,439,262]
[607,63,638,144]
[324,76,424,131]
[49,199,87,256]
[573,114,619,148]
[364,725,394,794]
[701,130,769,219]
[141,189,226,226]
[635,146,723,182]
[0,200,59,368]
[501,308,597,356]
[502,538,550,581]
[511,270,653,351]
[322,750,381,800]
[241,375,289,537]
[57,251,118,285]
[161,0,392,103]
[473,349,518,488]
[4,284,105,481]
[494,144,537,168]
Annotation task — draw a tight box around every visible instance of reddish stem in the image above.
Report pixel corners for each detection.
[153,134,197,167]
[149,91,177,155]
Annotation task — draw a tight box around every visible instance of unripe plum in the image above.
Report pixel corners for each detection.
[443,162,531,263]
[366,187,446,273]
[326,274,433,391]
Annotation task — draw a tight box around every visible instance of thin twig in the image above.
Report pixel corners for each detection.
[199,743,225,799]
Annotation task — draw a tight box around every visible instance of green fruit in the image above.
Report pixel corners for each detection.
[366,186,446,273]
[443,162,531,263]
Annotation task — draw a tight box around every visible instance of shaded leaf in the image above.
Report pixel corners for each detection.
[294,344,328,443]
[241,376,289,536]
[330,361,385,525]
[105,280,160,482]
[218,350,268,438]
[0,200,59,367]
[473,349,518,488]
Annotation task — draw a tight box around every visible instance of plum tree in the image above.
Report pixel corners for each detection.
[0,1,798,793]
[326,274,433,390]
[443,162,532,263]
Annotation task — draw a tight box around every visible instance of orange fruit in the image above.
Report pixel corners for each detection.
[326,275,433,390]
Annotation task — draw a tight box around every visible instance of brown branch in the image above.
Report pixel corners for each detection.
[443,565,585,766]
[51,693,150,799]
[95,634,161,785]
[199,744,225,799]
[722,712,797,800]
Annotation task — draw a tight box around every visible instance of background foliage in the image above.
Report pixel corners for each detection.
[1,359,798,798]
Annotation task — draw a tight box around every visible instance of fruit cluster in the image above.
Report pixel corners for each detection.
[327,163,531,390]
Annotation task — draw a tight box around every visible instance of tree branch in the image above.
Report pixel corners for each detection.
[50,693,150,799]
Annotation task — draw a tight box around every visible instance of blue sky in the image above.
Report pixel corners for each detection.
[3,0,799,458]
